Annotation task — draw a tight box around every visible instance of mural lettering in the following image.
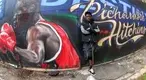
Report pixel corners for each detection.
[70,0,146,46]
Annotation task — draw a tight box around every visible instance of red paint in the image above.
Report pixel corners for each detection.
[39,20,80,69]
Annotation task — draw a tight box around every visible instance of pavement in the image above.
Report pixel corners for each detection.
[1,46,146,80]
[58,45,146,80]
[76,46,146,80]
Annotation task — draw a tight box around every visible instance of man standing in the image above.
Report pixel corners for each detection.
[80,12,100,74]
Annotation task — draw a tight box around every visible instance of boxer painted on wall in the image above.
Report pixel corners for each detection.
[0,0,80,69]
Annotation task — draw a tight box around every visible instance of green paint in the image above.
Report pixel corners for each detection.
[42,13,78,23]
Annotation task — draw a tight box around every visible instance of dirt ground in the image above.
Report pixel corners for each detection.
[0,64,80,80]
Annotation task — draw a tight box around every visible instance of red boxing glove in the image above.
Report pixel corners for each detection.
[0,23,16,52]
[1,23,16,42]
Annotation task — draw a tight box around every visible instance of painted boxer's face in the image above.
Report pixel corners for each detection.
[16,0,39,14]
[14,0,40,26]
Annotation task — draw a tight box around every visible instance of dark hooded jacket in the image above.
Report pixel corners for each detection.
[80,18,100,42]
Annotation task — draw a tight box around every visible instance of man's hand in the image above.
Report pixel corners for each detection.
[94,25,100,32]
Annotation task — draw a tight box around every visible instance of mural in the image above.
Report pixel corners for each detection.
[0,0,145,72]
[40,0,146,61]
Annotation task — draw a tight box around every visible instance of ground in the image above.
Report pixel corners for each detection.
[0,46,146,80]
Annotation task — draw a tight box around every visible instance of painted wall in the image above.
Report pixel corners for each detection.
[0,0,145,69]
[40,0,146,63]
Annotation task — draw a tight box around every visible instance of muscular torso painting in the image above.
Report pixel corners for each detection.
[15,20,61,64]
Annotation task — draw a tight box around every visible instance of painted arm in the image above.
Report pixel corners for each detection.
[14,27,45,64]
[15,40,45,63]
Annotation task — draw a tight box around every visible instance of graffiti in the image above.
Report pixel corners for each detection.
[99,4,145,21]
[96,4,146,46]
[70,0,146,46]
[96,21,145,46]
[70,0,100,23]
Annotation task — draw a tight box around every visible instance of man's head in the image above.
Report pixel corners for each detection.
[84,12,92,21]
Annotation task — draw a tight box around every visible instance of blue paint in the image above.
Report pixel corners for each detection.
[40,0,146,25]
[72,0,80,5]
[119,0,131,13]
[0,0,4,19]
[41,0,67,6]
[40,0,144,15]
[100,0,115,7]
